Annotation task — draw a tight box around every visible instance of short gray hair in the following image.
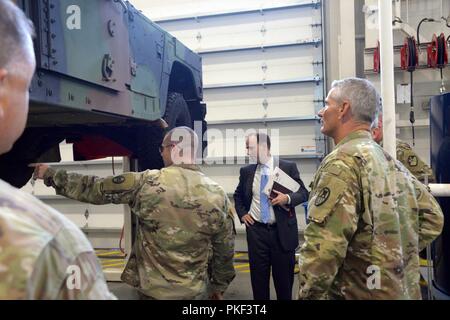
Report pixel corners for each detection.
[0,0,35,68]
[164,126,199,156]
[331,77,381,126]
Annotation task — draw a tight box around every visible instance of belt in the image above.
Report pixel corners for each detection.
[253,221,277,228]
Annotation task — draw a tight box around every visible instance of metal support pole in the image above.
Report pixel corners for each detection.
[429,184,450,197]
[378,0,397,160]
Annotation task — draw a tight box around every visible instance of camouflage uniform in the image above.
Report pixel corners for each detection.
[0,179,115,300]
[43,164,236,300]
[396,139,436,184]
[297,130,444,300]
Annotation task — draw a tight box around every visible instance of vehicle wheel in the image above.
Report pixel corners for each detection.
[163,92,192,129]
[136,92,193,171]
[135,125,165,171]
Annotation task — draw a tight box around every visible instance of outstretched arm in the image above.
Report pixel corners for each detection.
[31,164,144,205]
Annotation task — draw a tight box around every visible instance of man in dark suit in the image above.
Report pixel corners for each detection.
[233,132,309,300]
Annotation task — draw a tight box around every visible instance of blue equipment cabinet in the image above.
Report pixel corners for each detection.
[430,92,450,299]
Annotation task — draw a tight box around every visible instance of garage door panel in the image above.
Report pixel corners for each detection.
[203,46,320,86]
[137,0,319,26]
[205,122,318,158]
[171,16,265,51]
[161,8,317,51]
[62,213,124,229]
[205,85,318,121]
[157,6,320,52]
[199,165,241,194]
[206,100,317,121]
[262,8,319,44]
[202,39,318,65]
[41,198,125,228]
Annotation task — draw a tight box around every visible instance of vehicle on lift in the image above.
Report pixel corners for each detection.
[0,0,207,187]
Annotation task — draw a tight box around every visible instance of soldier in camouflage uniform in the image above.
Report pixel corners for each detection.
[371,114,436,183]
[0,0,115,299]
[297,78,444,300]
[33,127,236,300]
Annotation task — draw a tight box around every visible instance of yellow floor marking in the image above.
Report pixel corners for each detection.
[234,263,250,269]
[420,259,431,267]
[234,253,245,258]
[101,259,124,264]
[97,250,122,255]
[97,251,125,257]
[103,262,126,268]
[95,249,120,254]
[103,266,125,271]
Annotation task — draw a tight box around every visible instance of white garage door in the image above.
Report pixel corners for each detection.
[137,0,327,235]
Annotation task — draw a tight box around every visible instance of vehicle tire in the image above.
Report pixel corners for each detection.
[163,92,192,129]
[136,92,191,171]
[135,125,165,171]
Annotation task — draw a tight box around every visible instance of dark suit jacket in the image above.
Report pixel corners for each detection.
[233,158,309,251]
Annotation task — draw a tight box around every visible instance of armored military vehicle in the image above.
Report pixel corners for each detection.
[0,0,207,187]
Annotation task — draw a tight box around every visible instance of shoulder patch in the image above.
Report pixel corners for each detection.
[314,187,331,207]
[308,173,349,224]
[112,176,126,184]
[408,155,418,167]
[102,173,137,193]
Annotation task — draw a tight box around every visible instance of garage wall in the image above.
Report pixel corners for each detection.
[363,0,450,164]
[138,0,326,237]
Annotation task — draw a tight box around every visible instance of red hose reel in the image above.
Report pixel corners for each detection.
[401,36,419,72]
[373,41,380,73]
[427,33,448,68]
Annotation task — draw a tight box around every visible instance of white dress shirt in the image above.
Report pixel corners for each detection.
[249,157,276,224]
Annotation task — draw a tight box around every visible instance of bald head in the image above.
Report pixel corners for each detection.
[161,127,199,166]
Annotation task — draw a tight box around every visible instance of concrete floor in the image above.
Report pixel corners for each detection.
[108,269,299,300]
[104,241,431,300]
[105,233,304,300]
[108,265,430,300]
